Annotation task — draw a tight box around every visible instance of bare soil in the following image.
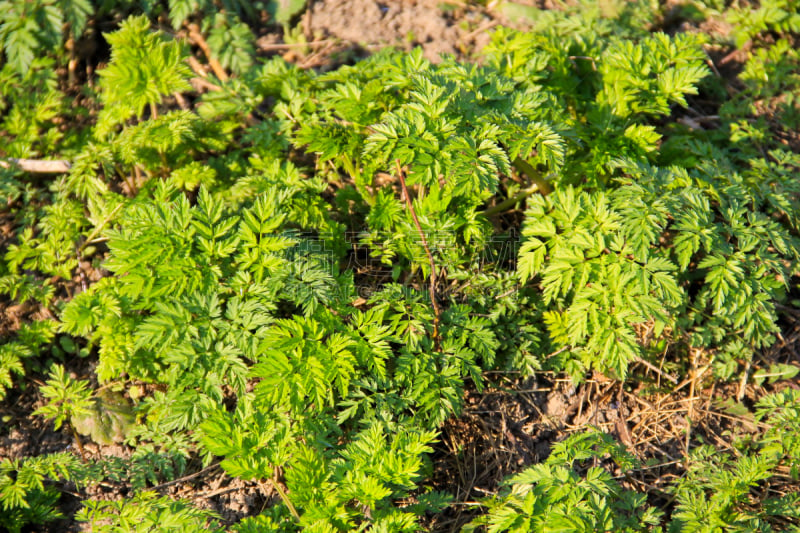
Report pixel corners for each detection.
[307,0,496,62]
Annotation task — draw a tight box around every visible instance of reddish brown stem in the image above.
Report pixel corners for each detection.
[70,425,87,463]
[190,76,223,92]
[187,23,229,82]
[395,159,441,352]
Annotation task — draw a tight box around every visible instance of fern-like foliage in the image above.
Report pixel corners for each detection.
[76,491,223,532]
[598,32,710,119]
[0,320,56,400]
[467,431,661,532]
[33,363,94,431]
[518,157,799,378]
[96,15,192,136]
[2,6,799,531]
[727,0,800,47]
[519,185,682,378]
[670,390,800,531]
[0,455,75,533]
[0,0,64,73]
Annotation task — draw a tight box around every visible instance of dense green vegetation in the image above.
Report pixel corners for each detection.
[1,0,799,531]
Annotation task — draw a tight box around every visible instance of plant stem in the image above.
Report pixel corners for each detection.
[259,39,335,51]
[189,75,222,92]
[186,23,229,82]
[77,202,124,256]
[272,468,300,522]
[633,355,678,385]
[70,425,87,463]
[0,158,71,173]
[343,154,373,205]
[482,158,552,217]
[395,159,441,352]
[114,164,137,196]
[512,157,552,195]
[482,183,540,217]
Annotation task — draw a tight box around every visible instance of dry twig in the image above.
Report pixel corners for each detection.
[148,462,221,491]
[259,39,335,52]
[633,355,678,384]
[0,158,71,173]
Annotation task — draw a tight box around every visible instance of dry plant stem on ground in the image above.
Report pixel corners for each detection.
[0,158,71,173]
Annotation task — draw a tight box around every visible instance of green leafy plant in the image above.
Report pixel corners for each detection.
[0,454,77,533]
[0,320,56,400]
[1,3,799,532]
[467,431,661,532]
[517,157,799,379]
[77,491,224,532]
[96,15,193,135]
[33,364,94,456]
[670,390,800,532]
[0,0,91,73]
[727,0,800,47]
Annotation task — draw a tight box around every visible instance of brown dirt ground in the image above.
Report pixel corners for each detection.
[306,0,496,62]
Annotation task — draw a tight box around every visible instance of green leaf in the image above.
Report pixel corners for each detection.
[267,0,307,25]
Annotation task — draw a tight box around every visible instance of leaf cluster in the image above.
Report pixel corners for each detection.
[0,3,799,532]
